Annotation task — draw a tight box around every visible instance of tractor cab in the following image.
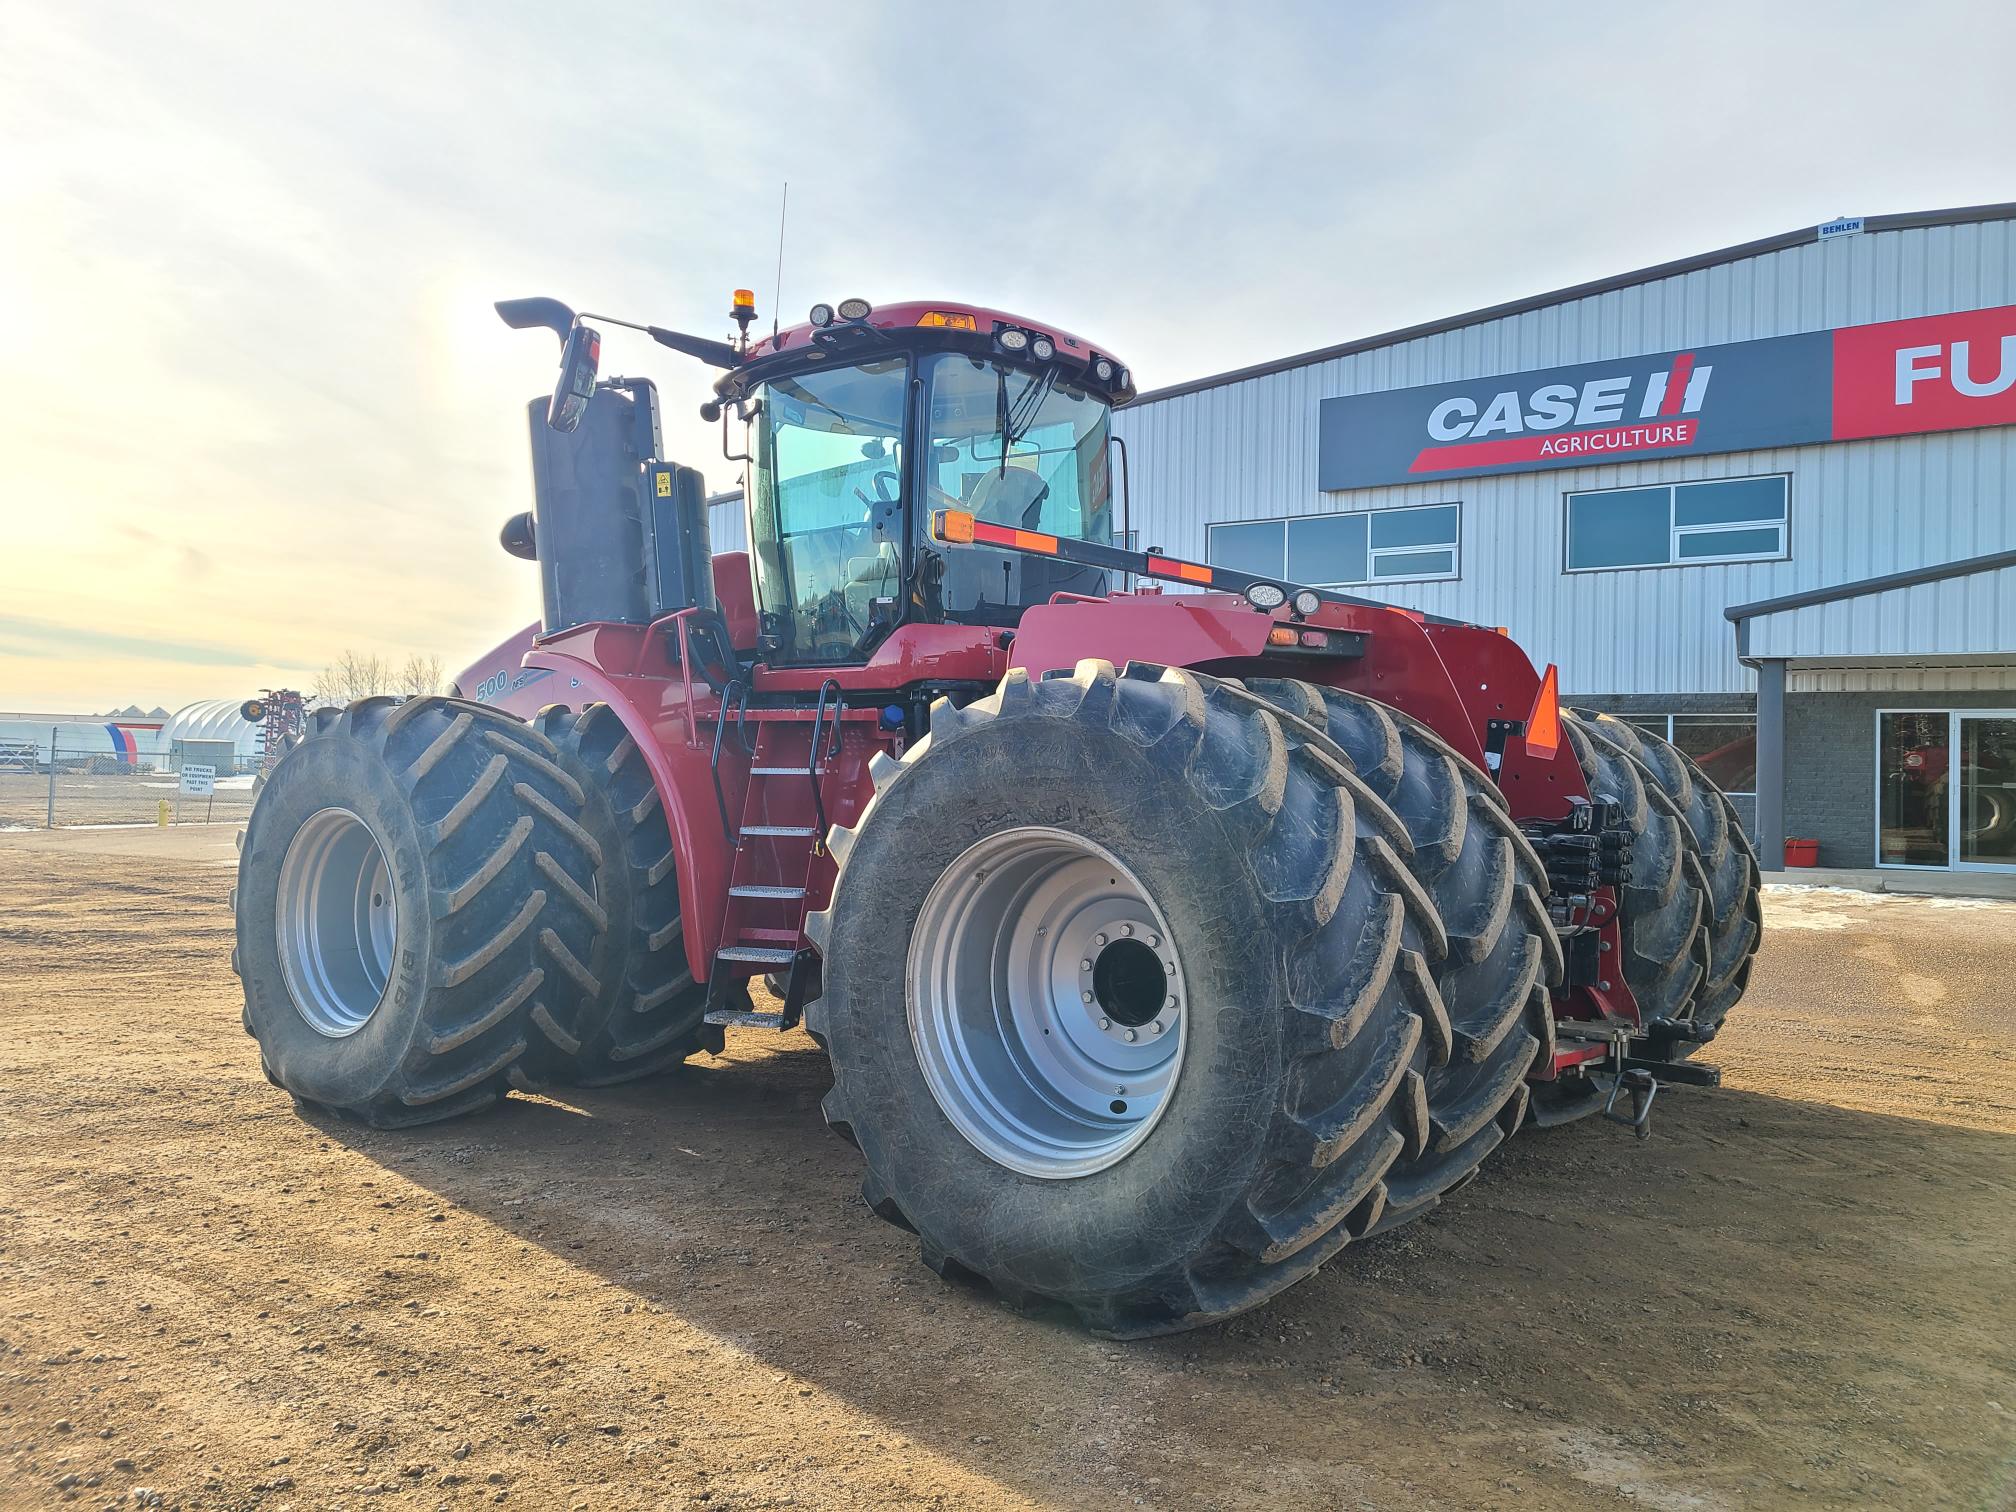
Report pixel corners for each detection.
[496,291,1139,670]
[712,300,1138,665]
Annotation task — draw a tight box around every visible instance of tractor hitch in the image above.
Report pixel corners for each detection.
[1602,1068,1660,1139]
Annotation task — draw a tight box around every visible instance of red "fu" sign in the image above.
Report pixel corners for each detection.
[1832,305,2016,441]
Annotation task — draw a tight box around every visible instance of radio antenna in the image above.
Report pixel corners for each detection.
[771,181,789,344]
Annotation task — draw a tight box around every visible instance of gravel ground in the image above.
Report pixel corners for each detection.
[0,772,256,833]
[3,827,2013,1511]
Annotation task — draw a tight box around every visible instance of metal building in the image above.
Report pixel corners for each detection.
[1106,203,2015,875]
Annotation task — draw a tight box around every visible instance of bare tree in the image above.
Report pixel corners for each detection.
[398,654,445,697]
[311,650,446,705]
[312,650,392,706]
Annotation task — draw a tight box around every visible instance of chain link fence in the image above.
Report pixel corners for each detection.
[0,743,262,832]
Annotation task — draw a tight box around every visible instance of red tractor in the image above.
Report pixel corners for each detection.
[233,290,1761,1335]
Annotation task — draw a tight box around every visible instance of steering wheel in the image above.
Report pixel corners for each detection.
[853,469,901,507]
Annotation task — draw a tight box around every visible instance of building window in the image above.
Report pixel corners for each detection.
[1621,712,1758,795]
[1206,503,1460,586]
[1565,475,1788,571]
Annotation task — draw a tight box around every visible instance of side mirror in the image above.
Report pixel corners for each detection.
[548,324,601,433]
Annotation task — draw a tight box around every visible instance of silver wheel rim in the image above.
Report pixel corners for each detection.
[907,826,1186,1180]
[276,807,397,1038]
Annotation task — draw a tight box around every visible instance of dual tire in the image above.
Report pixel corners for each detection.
[807,661,1561,1335]
[1558,711,1761,1063]
[236,697,713,1126]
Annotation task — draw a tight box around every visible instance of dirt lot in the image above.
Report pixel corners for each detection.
[4,827,2013,1511]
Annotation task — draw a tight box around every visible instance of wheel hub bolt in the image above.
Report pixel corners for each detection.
[1152,1020,1165,1034]
[1120,924,1134,936]
[1080,959,1092,971]
[1098,1016,1110,1029]
[1147,933,1160,947]
[1123,1028,1137,1042]
[1094,933,1107,946]
[1082,991,1094,1004]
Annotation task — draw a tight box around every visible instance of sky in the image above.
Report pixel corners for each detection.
[2,1,2011,713]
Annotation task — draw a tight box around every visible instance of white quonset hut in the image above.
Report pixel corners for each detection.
[160,699,263,771]
[1108,203,2016,875]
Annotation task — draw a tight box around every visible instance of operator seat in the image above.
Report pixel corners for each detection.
[966,466,1050,531]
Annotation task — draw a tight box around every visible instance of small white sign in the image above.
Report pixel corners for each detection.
[1818,216,1865,240]
[179,763,217,796]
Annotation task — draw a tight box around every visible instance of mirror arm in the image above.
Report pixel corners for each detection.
[647,325,740,369]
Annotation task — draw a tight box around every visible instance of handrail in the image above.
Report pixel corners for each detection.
[710,678,748,851]
[805,678,845,844]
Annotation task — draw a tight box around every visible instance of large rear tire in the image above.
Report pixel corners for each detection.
[1244,678,1562,1229]
[807,661,1522,1337]
[528,704,724,1082]
[235,696,606,1127]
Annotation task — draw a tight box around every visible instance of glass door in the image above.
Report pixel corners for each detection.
[1878,711,1950,867]
[1956,713,2016,870]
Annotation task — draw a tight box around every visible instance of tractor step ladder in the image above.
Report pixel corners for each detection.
[702,678,847,1032]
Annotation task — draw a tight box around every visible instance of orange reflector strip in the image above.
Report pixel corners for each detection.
[967,519,1058,554]
[916,310,979,330]
[936,509,1061,554]
[1146,557,1213,584]
[1525,663,1562,759]
[1267,626,1297,646]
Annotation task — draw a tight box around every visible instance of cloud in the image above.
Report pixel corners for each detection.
[0,613,315,672]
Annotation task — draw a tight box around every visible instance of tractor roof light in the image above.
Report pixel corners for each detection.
[732,289,756,313]
[837,297,873,321]
[997,328,1030,352]
[808,302,835,327]
[917,310,978,330]
[1030,334,1056,361]
[1291,588,1322,617]
[1243,582,1287,611]
[1093,357,1115,382]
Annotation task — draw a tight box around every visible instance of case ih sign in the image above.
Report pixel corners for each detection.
[1318,302,2016,489]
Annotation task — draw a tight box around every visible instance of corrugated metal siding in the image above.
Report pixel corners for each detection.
[1749,563,2016,660]
[709,492,748,554]
[1114,218,2016,696]
[1789,663,2016,693]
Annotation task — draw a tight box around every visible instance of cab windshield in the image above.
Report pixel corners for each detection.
[747,350,1116,664]
[921,352,1114,622]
